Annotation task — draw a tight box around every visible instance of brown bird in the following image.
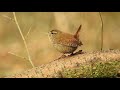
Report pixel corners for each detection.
[48,25,83,56]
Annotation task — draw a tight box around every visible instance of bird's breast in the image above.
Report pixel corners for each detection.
[53,44,77,54]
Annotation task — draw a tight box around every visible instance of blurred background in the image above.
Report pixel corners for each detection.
[0,12,120,77]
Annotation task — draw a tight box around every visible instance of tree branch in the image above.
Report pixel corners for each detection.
[5,50,120,78]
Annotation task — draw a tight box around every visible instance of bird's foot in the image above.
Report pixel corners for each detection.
[75,50,84,54]
[68,53,75,57]
[68,50,84,57]
[54,50,84,61]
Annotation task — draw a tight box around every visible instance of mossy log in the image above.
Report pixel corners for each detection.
[5,50,120,78]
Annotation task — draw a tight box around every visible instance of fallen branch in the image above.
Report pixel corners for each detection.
[5,49,120,78]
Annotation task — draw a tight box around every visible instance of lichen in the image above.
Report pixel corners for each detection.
[57,59,120,78]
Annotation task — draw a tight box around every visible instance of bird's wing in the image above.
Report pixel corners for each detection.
[57,34,79,47]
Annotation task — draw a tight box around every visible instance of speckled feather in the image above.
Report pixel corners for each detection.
[48,25,83,54]
[53,32,80,47]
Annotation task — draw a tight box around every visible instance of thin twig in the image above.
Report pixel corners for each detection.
[0,14,15,22]
[99,12,104,51]
[8,52,28,61]
[13,12,35,68]
[0,13,33,36]
[1,13,29,61]
[25,24,32,38]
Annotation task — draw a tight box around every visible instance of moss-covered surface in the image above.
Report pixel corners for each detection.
[57,59,120,78]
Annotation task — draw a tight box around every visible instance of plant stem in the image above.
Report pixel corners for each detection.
[13,12,35,68]
[99,12,104,51]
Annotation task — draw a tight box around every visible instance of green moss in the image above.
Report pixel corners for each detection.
[58,60,120,78]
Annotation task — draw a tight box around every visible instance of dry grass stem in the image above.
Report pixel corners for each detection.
[13,12,35,68]
[99,12,104,51]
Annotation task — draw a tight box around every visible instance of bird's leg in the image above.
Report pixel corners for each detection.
[70,52,74,56]
[75,50,84,54]
[69,50,84,56]
[68,52,75,57]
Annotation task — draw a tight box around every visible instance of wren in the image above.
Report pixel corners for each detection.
[48,25,83,56]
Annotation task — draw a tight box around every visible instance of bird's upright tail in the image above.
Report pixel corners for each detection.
[74,25,82,39]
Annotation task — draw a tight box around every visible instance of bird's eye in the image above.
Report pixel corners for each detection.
[51,30,58,34]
